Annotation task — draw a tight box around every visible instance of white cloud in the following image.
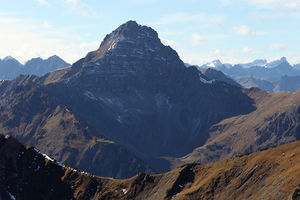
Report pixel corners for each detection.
[212,49,222,55]
[242,47,257,54]
[189,34,225,46]
[286,53,300,64]
[160,38,176,48]
[128,0,159,3]
[154,12,225,27]
[269,43,288,51]
[246,0,300,11]
[158,30,184,37]
[63,0,100,18]
[190,34,209,46]
[233,25,254,37]
[0,15,98,63]
[43,21,52,28]
[285,1,300,10]
[155,13,204,25]
[36,0,49,6]
[177,48,249,66]
[220,0,234,6]
[209,16,225,26]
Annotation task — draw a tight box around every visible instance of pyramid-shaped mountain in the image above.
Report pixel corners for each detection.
[0,21,273,178]
[41,21,255,168]
[83,21,181,67]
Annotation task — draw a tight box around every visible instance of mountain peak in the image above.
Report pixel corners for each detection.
[280,56,287,62]
[82,21,182,70]
[103,20,158,42]
[212,59,222,66]
[47,55,60,60]
[238,59,267,68]
[83,21,160,63]
[3,56,19,63]
[201,60,223,68]
[267,56,290,68]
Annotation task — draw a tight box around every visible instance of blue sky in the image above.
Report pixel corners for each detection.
[0,0,300,65]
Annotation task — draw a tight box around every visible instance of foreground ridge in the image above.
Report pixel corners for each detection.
[1,134,300,200]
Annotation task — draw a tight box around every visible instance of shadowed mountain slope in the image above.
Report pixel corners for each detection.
[173,87,300,168]
[0,76,152,178]
[0,21,256,175]
[201,68,241,87]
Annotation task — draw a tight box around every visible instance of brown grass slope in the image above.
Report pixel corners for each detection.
[174,87,300,168]
[2,134,300,200]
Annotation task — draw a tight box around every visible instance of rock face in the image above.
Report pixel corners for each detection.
[176,87,300,168]
[201,68,241,87]
[1,134,300,200]
[237,76,274,92]
[273,75,300,92]
[237,75,300,92]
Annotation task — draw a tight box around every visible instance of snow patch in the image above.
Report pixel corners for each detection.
[84,91,98,101]
[200,77,215,84]
[56,161,65,167]
[117,115,122,123]
[122,189,127,194]
[34,148,65,167]
[34,148,54,162]
[8,192,16,200]
[81,171,89,175]
[179,182,192,188]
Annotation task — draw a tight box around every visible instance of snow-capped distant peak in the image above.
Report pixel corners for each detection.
[267,57,289,68]
[202,60,223,68]
[212,60,222,66]
[239,59,267,68]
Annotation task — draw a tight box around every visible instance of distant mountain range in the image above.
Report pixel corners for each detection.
[195,57,300,92]
[1,53,300,93]
[0,55,70,79]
